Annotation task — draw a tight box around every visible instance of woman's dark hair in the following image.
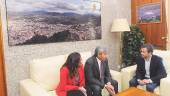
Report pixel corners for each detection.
[62,52,81,79]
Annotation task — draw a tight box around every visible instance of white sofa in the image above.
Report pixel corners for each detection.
[20,51,122,96]
[121,50,170,96]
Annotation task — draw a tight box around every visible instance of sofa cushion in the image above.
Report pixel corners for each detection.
[65,51,91,65]
[80,51,92,65]
[30,55,66,91]
[153,50,170,74]
[48,91,57,96]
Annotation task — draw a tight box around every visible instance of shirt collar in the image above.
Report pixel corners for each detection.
[144,55,152,62]
[96,57,101,64]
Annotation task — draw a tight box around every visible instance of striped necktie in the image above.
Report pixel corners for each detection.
[100,61,104,81]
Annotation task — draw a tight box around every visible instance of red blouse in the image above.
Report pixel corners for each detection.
[56,64,85,96]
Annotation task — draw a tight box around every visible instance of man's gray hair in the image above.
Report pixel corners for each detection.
[94,46,107,57]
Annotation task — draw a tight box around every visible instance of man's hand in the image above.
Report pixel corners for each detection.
[138,80,145,85]
[105,83,115,95]
[143,79,152,84]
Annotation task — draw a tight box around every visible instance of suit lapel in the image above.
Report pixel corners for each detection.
[140,58,146,78]
[149,56,154,75]
[142,58,145,71]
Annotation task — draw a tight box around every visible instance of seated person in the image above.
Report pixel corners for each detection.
[129,44,167,92]
[56,52,87,96]
[84,46,118,96]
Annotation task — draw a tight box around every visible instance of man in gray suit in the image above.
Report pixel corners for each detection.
[84,46,118,96]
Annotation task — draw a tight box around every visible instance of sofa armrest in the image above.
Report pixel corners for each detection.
[110,70,122,91]
[20,79,50,96]
[121,65,137,90]
[160,75,170,96]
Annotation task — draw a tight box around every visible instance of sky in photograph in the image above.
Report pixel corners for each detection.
[139,3,160,18]
[6,0,101,14]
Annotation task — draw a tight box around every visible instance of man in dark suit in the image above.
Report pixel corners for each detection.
[84,46,118,96]
[129,44,167,92]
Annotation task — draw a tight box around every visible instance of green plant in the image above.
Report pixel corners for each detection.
[122,25,145,67]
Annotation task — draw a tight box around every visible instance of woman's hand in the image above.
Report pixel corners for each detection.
[79,87,87,96]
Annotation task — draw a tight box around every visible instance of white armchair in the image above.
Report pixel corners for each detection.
[121,50,170,96]
[20,52,122,96]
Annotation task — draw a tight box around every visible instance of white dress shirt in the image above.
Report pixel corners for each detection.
[144,55,152,83]
[96,57,102,74]
[144,56,151,78]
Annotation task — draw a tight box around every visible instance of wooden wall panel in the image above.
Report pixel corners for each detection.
[0,16,7,96]
[131,0,167,49]
[131,0,136,24]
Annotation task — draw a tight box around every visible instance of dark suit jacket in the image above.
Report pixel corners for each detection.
[135,55,167,85]
[84,56,112,88]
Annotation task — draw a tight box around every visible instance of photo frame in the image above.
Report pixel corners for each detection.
[137,2,162,23]
[6,0,101,46]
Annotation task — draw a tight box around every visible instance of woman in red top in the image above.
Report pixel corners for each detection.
[56,52,86,96]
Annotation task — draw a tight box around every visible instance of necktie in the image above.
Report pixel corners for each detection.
[100,61,104,80]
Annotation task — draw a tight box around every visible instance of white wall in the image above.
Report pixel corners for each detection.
[0,0,131,96]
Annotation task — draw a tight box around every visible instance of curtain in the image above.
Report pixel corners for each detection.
[165,0,170,50]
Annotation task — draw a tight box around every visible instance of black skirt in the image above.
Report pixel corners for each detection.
[67,90,84,96]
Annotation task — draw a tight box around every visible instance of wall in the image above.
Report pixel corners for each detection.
[0,0,131,96]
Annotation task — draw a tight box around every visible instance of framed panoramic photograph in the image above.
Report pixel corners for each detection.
[137,2,162,23]
[5,0,101,46]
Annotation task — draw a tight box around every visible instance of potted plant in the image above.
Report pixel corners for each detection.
[122,25,145,67]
